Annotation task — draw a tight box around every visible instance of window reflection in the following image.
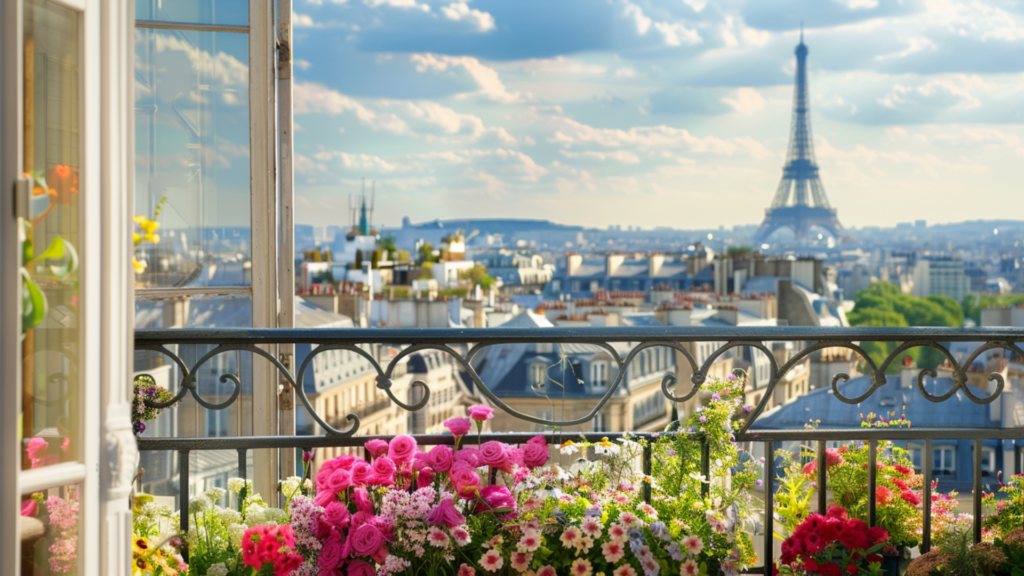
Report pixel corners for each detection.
[19,484,79,575]
[134,27,251,289]
[22,0,82,471]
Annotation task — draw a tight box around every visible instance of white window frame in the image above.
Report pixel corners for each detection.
[531,363,547,390]
[981,446,996,477]
[593,411,607,432]
[2,0,137,572]
[591,361,608,388]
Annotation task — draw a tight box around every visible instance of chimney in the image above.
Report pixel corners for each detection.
[566,253,582,276]
[649,253,664,277]
[606,254,624,276]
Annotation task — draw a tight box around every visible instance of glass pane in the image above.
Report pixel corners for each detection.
[135,0,248,26]
[21,0,82,471]
[19,483,79,575]
[133,27,251,289]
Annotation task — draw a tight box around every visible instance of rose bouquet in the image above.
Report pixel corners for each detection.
[777,505,889,576]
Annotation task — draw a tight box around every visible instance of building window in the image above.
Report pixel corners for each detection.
[934,446,956,476]
[981,447,996,477]
[531,364,547,390]
[592,362,608,388]
[535,409,553,431]
[593,411,607,432]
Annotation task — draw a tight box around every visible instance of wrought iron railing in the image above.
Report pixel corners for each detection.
[134,326,1024,572]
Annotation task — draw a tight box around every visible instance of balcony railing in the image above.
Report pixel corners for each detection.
[134,326,1024,572]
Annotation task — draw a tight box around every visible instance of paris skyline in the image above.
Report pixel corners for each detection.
[288,0,1024,231]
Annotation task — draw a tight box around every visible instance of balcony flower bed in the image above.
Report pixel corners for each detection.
[132,377,766,576]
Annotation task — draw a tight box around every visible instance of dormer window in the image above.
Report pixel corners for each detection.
[531,363,547,391]
[591,361,608,388]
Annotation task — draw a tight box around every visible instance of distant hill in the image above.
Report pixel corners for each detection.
[400,218,586,235]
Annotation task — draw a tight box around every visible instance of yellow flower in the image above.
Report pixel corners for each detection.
[596,437,614,448]
[133,557,152,574]
[133,232,141,245]
[133,257,147,273]
[144,231,160,244]
[133,538,149,553]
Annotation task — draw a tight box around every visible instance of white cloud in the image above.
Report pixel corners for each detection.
[654,21,702,46]
[440,2,495,32]
[410,53,530,104]
[559,150,642,163]
[293,82,410,133]
[514,57,608,77]
[832,0,879,9]
[363,0,430,11]
[312,150,404,172]
[614,67,638,79]
[294,59,313,71]
[292,12,316,27]
[876,76,988,110]
[721,87,766,115]
[623,2,652,36]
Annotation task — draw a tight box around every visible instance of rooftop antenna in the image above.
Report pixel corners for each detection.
[371,181,376,229]
[348,193,354,229]
[800,21,804,43]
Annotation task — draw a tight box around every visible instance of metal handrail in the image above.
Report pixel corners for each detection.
[133,326,1024,569]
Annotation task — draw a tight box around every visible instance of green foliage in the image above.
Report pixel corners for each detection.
[417,242,439,264]
[378,234,398,256]
[727,247,753,258]
[983,474,1024,539]
[847,282,963,372]
[961,293,1024,325]
[459,265,497,290]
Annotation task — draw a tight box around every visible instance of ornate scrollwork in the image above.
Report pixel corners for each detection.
[134,330,1024,438]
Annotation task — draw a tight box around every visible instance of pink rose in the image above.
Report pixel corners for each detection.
[350,511,372,530]
[350,524,385,557]
[444,417,473,436]
[364,439,389,459]
[428,445,454,473]
[412,451,430,473]
[479,441,509,469]
[21,499,37,517]
[350,461,372,487]
[328,469,351,493]
[347,559,376,576]
[521,443,549,469]
[314,490,335,508]
[426,498,466,528]
[367,473,394,488]
[387,435,417,464]
[353,488,373,514]
[418,467,436,489]
[26,437,48,469]
[450,463,481,499]
[504,447,524,473]
[455,448,481,468]
[527,435,547,446]
[467,405,494,422]
[371,456,396,479]
[318,539,343,570]
[476,485,517,519]
[458,564,476,576]
[323,501,351,529]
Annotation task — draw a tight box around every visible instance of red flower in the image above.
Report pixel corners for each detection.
[820,562,841,576]
[826,505,848,521]
[892,465,912,476]
[900,490,921,506]
[804,560,820,572]
[868,526,888,546]
[875,486,893,506]
[846,564,859,575]
[867,554,883,564]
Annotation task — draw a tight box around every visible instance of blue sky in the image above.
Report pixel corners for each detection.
[288,0,1024,230]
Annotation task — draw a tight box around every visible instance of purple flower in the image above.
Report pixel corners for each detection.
[742,406,752,413]
[711,393,721,401]
[698,416,707,424]
[303,451,314,463]
[667,449,676,456]
[756,480,763,486]
[727,374,736,381]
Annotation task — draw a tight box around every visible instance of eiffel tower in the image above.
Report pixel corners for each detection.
[754,30,842,243]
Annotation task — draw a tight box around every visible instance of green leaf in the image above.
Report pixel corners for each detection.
[35,235,66,262]
[48,237,78,277]
[20,269,47,331]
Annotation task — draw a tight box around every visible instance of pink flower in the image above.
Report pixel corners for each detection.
[480,549,503,573]
[900,490,921,506]
[426,498,467,528]
[428,445,454,473]
[521,442,549,469]
[445,417,473,437]
[452,527,471,546]
[602,540,625,563]
[350,460,372,487]
[417,467,436,488]
[412,451,430,473]
[455,448,482,468]
[527,435,547,446]
[387,435,418,464]
[479,441,509,469]
[347,559,376,576]
[349,523,385,558]
[327,469,352,493]
[450,464,481,498]
[476,485,517,519]
[458,564,476,576]
[468,405,494,423]
[352,488,373,514]
[511,551,533,572]
[318,539,343,570]
[26,437,48,469]
[519,529,542,551]
[323,501,351,529]
[371,456,396,479]
[537,567,557,576]
[21,499,37,517]
[364,439,389,459]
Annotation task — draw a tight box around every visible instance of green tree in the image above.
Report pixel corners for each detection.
[417,242,438,264]
[459,265,496,290]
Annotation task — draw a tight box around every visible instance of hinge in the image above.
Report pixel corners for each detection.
[14,174,31,219]
[278,352,294,410]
